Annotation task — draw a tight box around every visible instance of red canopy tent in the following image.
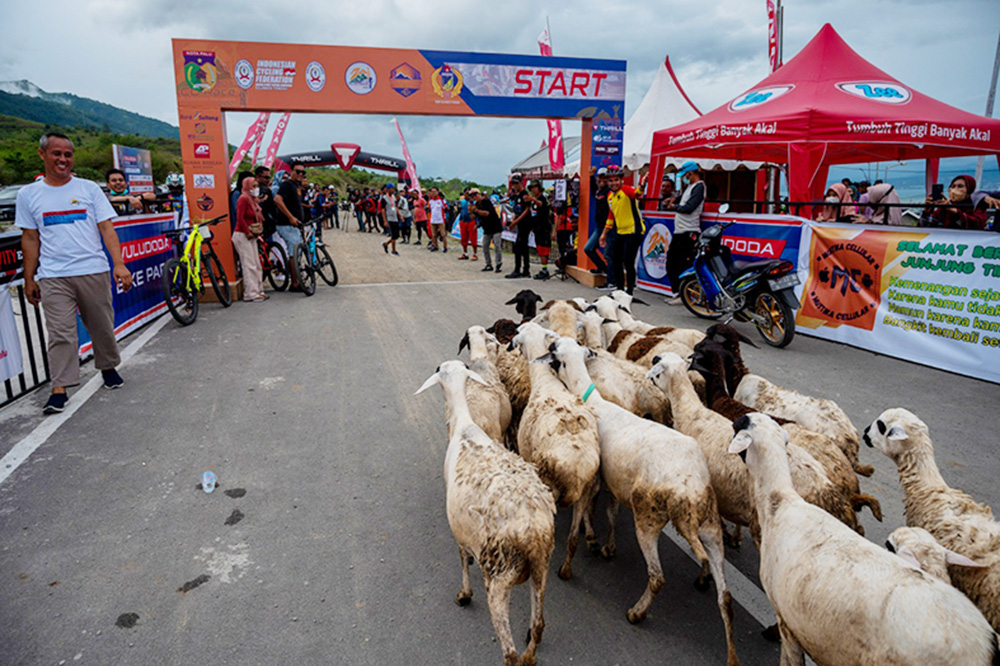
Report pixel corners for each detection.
[649,24,1000,209]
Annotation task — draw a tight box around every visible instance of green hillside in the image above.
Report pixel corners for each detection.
[0,89,178,139]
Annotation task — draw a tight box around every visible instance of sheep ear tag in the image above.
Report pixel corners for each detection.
[886,425,907,441]
[945,550,987,568]
[729,431,752,454]
[466,370,489,387]
[414,373,440,395]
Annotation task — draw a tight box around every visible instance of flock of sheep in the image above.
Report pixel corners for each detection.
[414,288,1000,666]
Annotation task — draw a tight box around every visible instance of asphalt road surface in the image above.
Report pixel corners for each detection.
[2,229,998,665]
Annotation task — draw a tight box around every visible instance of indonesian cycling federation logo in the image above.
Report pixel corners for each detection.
[234,59,255,90]
[432,65,463,99]
[641,223,670,280]
[183,51,218,93]
[305,61,326,92]
[390,63,422,98]
[345,62,376,95]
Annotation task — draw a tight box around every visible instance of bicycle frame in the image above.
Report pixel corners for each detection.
[178,224,206,293]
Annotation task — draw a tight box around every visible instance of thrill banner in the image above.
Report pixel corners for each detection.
[796,222,1000,384]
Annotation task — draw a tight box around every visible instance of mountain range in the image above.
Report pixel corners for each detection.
[0,80,178,139]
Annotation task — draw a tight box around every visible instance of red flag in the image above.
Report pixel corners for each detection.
[767,0,779,73]
[538,26,565,172]
[228,112,268,178]
[392,117,422,193]
[250,113,270,167]
[263,112,291,170]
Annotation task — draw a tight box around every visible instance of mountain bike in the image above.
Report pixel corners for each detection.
[161,215,233,325]
[289,218,338,297]
[234,234,289,292]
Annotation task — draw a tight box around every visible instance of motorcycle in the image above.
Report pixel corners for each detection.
[677,214,800,348]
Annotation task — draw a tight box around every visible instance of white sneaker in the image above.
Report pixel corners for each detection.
[664,296,682,306]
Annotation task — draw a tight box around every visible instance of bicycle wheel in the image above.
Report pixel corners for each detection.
[753,291,796,348]
[679,276,724,320]
[202,247,233,307]
[161,258,198,325]
[267,243,290,291]
[316,244,338,286]
[293,243,316,296]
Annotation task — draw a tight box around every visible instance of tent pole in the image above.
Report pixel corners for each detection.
[974,29,1000,185]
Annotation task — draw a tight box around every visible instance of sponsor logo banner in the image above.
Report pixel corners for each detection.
[305,61,326,92]
[836,81,912,105]
[192,173,215,189]
[183,51,217,92]
[451,63,624,100]
[728,85,794,112]
[254,59,297,91]
[345,62,376,95]
[390,63,422,97]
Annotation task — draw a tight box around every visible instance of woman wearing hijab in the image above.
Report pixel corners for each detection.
[851,183,902,225]
[921,175,988,230]
[234,175,268,302]
[815,182,857,222]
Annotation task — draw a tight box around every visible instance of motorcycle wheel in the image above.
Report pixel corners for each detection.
[679,276,724,320]
[754,291,795,348]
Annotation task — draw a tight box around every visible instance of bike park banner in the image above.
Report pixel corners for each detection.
[795,222,1000,384]
[636,211,804,295]
[112,144,155,194]
[77,213,175,359]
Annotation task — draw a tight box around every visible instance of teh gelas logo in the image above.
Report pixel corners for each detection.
[836,82,912,105]
[196,194,214,212]
[432,65,463,99]
[390,63,422,98]
[728,85,793,112]
[183,51,217,93]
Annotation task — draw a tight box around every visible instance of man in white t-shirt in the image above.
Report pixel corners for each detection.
[15,132,133,414]
[427,187,448,253]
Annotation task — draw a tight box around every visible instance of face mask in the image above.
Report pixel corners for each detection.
[825,196,840,203]
[251,187,260,197]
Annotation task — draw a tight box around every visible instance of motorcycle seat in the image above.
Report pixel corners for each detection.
[730,259,779,274]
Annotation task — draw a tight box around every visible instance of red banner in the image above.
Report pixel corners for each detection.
[263,112,291,170]
[538,27,565,172]
[767,0,778,73]
[228,112,269,178]
[250,112,270,167]
[391,118,421,193]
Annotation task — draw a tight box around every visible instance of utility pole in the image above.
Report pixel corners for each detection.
[975,29,1000,185]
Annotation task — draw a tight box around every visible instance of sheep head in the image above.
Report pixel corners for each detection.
[510,321,559,360]
[645,352,688,387]
[486,318,519,345]
[862,408,931,460]
[505,289,543,321]
[729,412,791,473]
[706,323,758,349]
[886,526,986,582]
[414,360,489,396]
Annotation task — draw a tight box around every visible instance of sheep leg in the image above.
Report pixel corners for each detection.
[559,494,589,580]
[455,546,473,606]
[626,520,666,624]
[852,493,883,521]
[723,522,743,550]
[521,563,548,666]
[698,520,740,666]
[777,618,806,666]
[484,577,519,666]
[582,478,601,554]
[602,496,620,560]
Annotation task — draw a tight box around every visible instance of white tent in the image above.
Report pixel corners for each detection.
[623,56,762,172]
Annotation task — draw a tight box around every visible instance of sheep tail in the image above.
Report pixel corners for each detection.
[852,493,883,522]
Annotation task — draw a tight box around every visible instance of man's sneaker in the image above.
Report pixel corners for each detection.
[597,284,616,291]
[481,265,493,272]
[43,392,68,414]
[664,296,683,306]
[471,255,478,261]
[458,254,468,260]
[414,241,422,246]
[391,251,400,256]
[495,264,502,273]
[102,369,125,389]
[383,242,389,254]
[442,248,448,254]
[533,268,550,280]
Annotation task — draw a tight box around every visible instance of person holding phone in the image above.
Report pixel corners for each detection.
[920,175,987,230]
[16,133,133,414]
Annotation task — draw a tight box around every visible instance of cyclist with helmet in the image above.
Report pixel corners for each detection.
[163,172,189,229]
[598,164,646,295]
[662,161,705,304]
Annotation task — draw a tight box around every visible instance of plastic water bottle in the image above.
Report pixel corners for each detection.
[201,471,217,494]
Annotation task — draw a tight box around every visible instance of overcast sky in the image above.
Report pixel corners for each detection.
[3,0,999,187]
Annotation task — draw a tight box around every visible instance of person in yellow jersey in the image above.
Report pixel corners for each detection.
[599,165,647,295]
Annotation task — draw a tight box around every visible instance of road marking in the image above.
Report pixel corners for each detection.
[661,528,774,628]
[0,316,170,487]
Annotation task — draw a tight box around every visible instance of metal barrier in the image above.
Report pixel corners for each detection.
[1,232,49,408]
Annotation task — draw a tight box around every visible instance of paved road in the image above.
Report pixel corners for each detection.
[2,229,998,665]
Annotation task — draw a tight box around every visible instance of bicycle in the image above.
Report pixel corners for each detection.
[234,234,289,292]
[161,215,233,325]
[289,218,338,297]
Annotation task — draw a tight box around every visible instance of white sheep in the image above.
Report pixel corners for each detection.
[599,293,706,348]
[510,322,602,581]
[730,412,999,666]
[865,407,1000,632]
[541,337,739,665]
[599,316,694,368]
[458,326,512,444]
[487,318,531,449]
[415,360,556,666]
[886,526,986,584]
